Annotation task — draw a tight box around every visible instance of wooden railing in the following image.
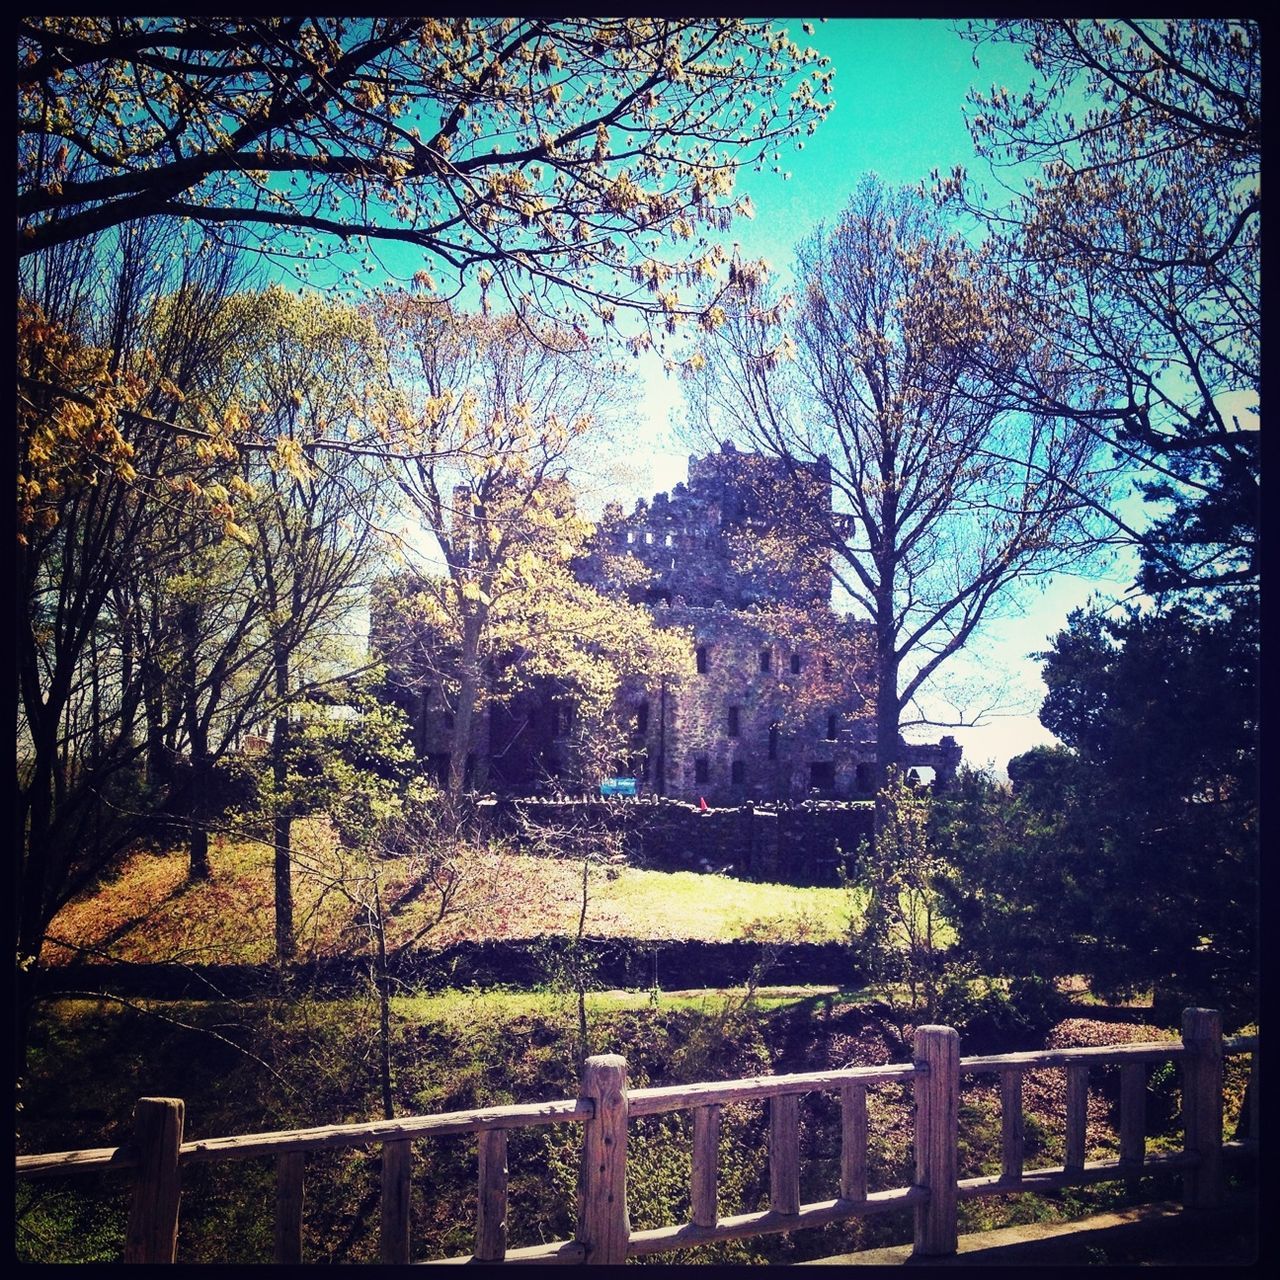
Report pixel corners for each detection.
[16,1007,1258,1264]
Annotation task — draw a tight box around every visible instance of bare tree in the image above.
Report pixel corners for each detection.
[686,177,1108,795]
[16,220,249,1073]
[201,287,392,958]
[949,19,1259,594]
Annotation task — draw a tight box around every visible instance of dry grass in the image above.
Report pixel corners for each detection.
[40,820,849,968]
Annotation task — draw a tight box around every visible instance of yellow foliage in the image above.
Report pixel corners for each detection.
[16,300,140,539]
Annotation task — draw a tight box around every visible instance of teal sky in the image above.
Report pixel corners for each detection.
[730,19,1030,276]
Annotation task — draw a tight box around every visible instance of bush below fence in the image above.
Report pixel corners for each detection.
[17,1009,1258,1264]
[479,796,876,887]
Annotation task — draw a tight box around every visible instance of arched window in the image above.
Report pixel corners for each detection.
[790,653,802,674]
[759,648,772,673]
[696,646,709,674]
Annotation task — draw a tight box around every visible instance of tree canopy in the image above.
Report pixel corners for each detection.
[951,19,1259,593]
[368,296,688,796]
[685,176,1107,789]
[936,599,1258,1022]
[19,17,831,330]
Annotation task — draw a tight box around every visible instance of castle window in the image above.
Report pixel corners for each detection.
[827,714,838,740]
[759,648,772,673]
[790,653,802,674]
[695,756,709,784]
[809,761,835,790]
[696,646,708,674]
[856,763,872,792]
[626,530,635,544]
[636,700,650,734]
[731,760,745,785]
[644,530,654,544]
[664,532,674,546]
[768,724,779,760]
[728,706,740,737]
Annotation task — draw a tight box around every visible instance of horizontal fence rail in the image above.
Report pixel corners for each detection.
[16,1009,1258,1263]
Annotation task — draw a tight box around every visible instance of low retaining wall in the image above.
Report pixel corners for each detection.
[480,797,874,886]
[36,936,859,999]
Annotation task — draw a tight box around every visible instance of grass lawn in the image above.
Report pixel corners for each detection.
[40,819,850,968]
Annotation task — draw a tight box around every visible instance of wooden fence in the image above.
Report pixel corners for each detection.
[16,1007,1258,1264]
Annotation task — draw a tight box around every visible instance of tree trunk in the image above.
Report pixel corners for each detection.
[17,708,60,1078]
[272,645,294,962]
[873,571,902,835]
[189,811,210,881]
[372,885,395,1121]
[187,734,211,881]
[576,854,591,1065]
[179,594,210,880]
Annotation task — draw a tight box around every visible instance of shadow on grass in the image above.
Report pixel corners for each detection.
[45,874,197,966]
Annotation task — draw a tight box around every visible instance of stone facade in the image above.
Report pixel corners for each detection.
[588,444,833,611]
[379,444,961,801]
[612,601,882,804]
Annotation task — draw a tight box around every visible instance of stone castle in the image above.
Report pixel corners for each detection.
[380,444,960,802]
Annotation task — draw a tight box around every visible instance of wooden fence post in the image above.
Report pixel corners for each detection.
[1182,1008,1223,1209]
[475,1128,508,1262]
[912,1026,959,1258]
[1235,1042,1259,1142]
[124,1097,185,1263]
[1064,1063,1089,1172]
[380,1139,412,1264]
[274,1152,304,1263]
[1000,1068,1024,1183]
[769,1093,801,1216]
[690,1104,721,1228]
[840,1083,868,1202]
[577,1054,630,1264]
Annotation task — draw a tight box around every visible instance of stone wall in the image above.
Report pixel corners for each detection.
[37,937,859,996]
[479,795,875,887]
[589,445,833,611]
